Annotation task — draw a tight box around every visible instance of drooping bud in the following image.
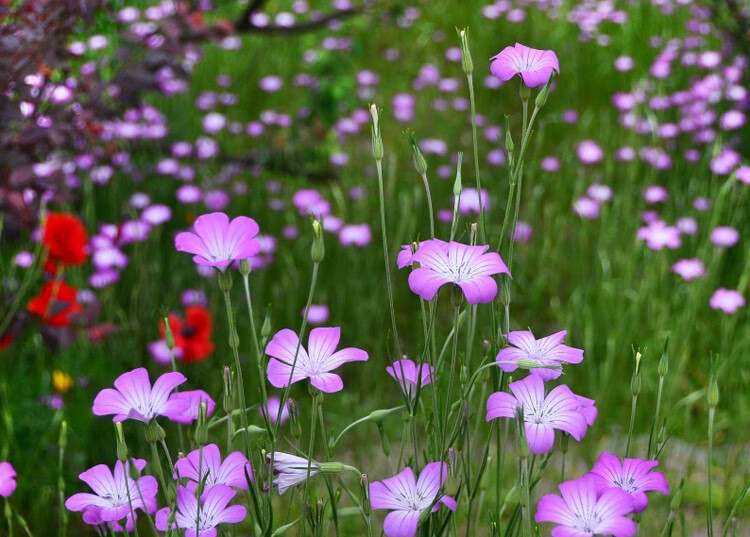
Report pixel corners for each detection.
[311,218,325,263]
[405,130,428,175]
[457,28,473,75]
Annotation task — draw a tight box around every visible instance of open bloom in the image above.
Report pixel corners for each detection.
[486,375,593,454]
[174,212,260,271]
[407,239,510,304]
[587,451,669,514]
[92,367,188,423]
[174,444,253,491]
[710,288,745,314]
[490,43,559,88]
[155,485,246,537]
[0,462,16,497]
[27,280,82,327]
[370,462,456,537]
[496,330,583,380]
[149,305,215,364]
[386,359,433,400]
[168,389,216,425]
[265,326,368,393]
[269,452,320,495]
[536,476,636,537]
[65,459,158,528]
[42,212,88,268]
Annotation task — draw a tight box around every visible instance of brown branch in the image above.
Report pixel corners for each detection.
[233,0,377,35]
[233,0,268,31]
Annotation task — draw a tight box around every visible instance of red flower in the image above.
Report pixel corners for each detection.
[160,306,215,362]
[42,213,88,268]
[27,280,82,327]
[0,332,12,351]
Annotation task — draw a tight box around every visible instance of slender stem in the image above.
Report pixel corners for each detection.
[304,393,320,499]
[649,376,665,459]
[149,442,170,506]
[707,407,715,537]
[625,393,638,458]
[466,74,487,244]
[242,273,273,435]
[440,302,462,460]
[376,159,402,360]
[561,451,566,482]
[520,455,532,537]
[419,171,436,238]
[4,498,13,537]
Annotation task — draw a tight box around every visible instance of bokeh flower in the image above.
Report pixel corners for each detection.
[490,43,559,88]
[27,280,83,327]
[709,288,745,314]
[0,462,16,497]
[42,212,88,267]
[175,212,261,272]
[149,306,215,364]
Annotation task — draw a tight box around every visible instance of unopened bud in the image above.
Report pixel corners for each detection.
[261,311,272,342]
[144,420,165,444]
[163,317,175,350]
[457,28,473,75]
[499,277,511,306]
[194,402,208,446]
[115,422,128,462]
[658,337,669,378]
[560,432,570,454]
[707,374,719,409]
[405,130,428,175]
[376,421,391,456]
[360,474,371,516]
[218,270,233,292]
[311,219,325,263]
[318,462,344,474]
[370,104,384,161]
[223,366,234,414]
[535,79,551,108]
[239,258,251,276]
[452,153,463,197]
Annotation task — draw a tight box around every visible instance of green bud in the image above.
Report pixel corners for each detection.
[405,130,428,175]
[311,219,325,263]
[59,420,67,451]
[376,421,391,456]
[228,328,240,350]
[370,104,384,161]
[218,270,233,292]
[144,420,165,444]
[658,337,669,378]
[222,366,234,415]
[261,311,272,343]
[504,116,514,154]
[630,369,641,397]
[708,374,719,409]
[535,79,551,109]
[115,422,128,462]
[499,276,511,307]
[239,258,251,276]
[163,316,175,350]
[194,402,208,446]
[519,81,531,102]
[452,153,463,197]
[457,28,473,75]
[360,474,371,516]
[460,365,468,386]
[318,462,344,474]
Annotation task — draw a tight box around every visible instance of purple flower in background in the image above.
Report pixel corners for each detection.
[265,327,368,393]
[710,226,740,247]
[710,288,745,314]
[672,258,705,281]
[0,462,16,497]
[370,462,456,537]
[92,368,188,423]
[302,304,329,324]
[541,156,561,172]
[643,185,669,204]
[512,222,533,243]
[490,43,559,88]
[174,444,253,491]
[66,459,158,528]
[637,221,681,250]
[486,375,593,454]
[155,485,246,537]
[339,223,372,247]
[270,452,319,495]
[587,451,669,514]
[261,396,291,425]
[407,239,510,304]
[457,188,489,215]
[536,476,636,537]
[175,212,261,272]
[496,330,583,380]
[574,197,601,219]
[576,140,603,164]
[386,359,433,400]
[169,390,216,425]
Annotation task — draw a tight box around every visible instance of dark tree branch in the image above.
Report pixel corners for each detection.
[233,0,376,35]
[233,0,268,31]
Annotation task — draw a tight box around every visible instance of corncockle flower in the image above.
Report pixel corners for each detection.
[536,476,636,537]
[710,226,739,247]
[0,462,16,497]
[576,140,603,164]
[486,375,593,454]
[490,43,559,88]
[270,452,320,495]
[541,157,561,172]
[496,330,583,380]
[512,222,533,243]
[406,239,510,304]
[643,185,668,204]
[302,304,329,324]
[261,396,291,425]
[175,212,261,272]
[386,359,433,400]
[587,451,669,513]
[573,197,600,219]
[614,55,634,71]
[694,197,711,211]
[339,223,372,246]
[142,204,172,225]
[676,217,697,235]
[709,288,745,314]
[672,258,705,281]
[637,221,681,250]
[169,390,216,425]
[736,166,750,185]
[174,444,252,491]
[92,367,188,423]
[588,184,613,202]
[266,326,368,392]
[66,459,158,527]
[370,462,456,537]
[155,485,246,537]
[457,188,489,215]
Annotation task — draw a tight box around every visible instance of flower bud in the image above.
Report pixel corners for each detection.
[707,374,719,409]
[311,218,325,263]
[405,130,428,175]
[222,366,234,415]
[376,421,390,456]
[194,401,208,446]
[360,474,371,516]
[239,258,251,276]
[535,78,551,109]
[452,152,463,197]
[319,462,344,474]
[658,337,669,378]
[457,28,473,75]
[144,420,165,444]
[115,422,128,462]
[370,104,384,161]
[560,432,570,454]
[499,276,511,307]
[261,312,272,343]
[163,316,175,350]
[218,270,233,292]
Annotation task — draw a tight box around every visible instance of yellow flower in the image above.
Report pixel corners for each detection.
[53,370,73,394]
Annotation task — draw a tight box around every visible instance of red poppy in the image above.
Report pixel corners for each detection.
[42,213,88,268]
[159,305,215,362]
[27,280,82,327]
[0,332,12,351]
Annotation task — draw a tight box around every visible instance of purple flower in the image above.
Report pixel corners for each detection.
[339,223,372,247]
[155,485,246,537]
[302,304,329,324]
[65,459,158,528]
[174,444,253,491]
[169,390,216,425]
[576,140,604,164]
[265,327,368,393]
[0,462,16,497]
[672,258,705,281]
[710,288,745,314]
[587,451,669,514]
[637,221,681,250]
[175,212,261,272]
[457,188,489,215]
[486,375,593,454]
[270,452,319,495]
[92,368,188,423]
[261,396,291,425]
[386,359,433,400]
[536,476,636,537]
[490,43,559,88]
[370,462,456,537]
[406,239,510,304]
[710,226,740,247]
[496,330,583,380]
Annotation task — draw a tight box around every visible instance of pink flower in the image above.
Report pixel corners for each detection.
[0,462,17,497]
[386,359,433,400]
[173,444,253,491]
[265,327,368,393]
[175,212,261,272]
[672,258,705,281]
[155,485,246,537]
[709,288,745,314]
[490,43,559,88]
[370,462,456,537]
[587,451,669,514]
[496,330,583,380]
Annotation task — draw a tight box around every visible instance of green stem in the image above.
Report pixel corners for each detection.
[466,74,487,244]
[419,171,436,238]
[625,393,638,458]
[440,302,462,460]
[304,393,320,499]
[242,273,273,436]
[520,456,532,537]
[707,407,715,537]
